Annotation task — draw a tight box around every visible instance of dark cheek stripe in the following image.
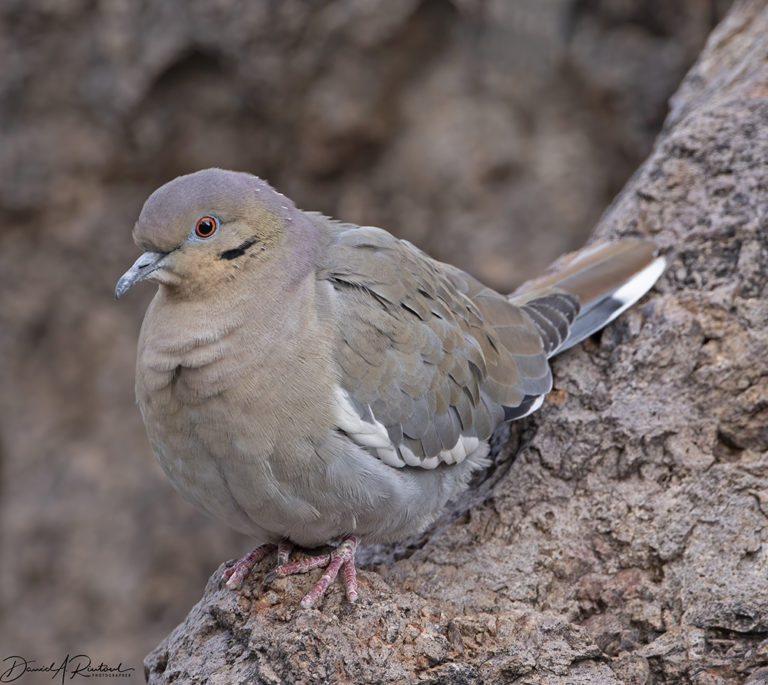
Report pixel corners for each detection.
[220,238,259,261]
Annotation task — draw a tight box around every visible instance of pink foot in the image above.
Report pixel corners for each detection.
[223,537,360,607]
[274,536,359,608]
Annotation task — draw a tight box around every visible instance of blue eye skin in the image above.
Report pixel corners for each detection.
[194,216,218,239]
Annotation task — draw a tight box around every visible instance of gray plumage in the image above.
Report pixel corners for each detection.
[116,168,665,603]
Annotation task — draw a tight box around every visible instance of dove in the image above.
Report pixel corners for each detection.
[116,168,665,608]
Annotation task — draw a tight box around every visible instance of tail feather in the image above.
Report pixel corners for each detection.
[510,239,666,356]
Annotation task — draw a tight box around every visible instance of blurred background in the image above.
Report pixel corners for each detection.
[0,0,731,672]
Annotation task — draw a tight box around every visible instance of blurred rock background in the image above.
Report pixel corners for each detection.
[0,0,731,670]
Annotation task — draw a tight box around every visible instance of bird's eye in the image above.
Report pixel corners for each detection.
[195,216,218,238]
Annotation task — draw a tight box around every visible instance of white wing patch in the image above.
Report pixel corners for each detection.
[332,386,402,466]
[333,386,482,470]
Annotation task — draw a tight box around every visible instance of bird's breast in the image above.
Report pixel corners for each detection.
[133,281,342,533]
[137,314,336,445]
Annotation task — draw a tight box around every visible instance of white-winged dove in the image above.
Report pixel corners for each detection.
[116,169,665,608]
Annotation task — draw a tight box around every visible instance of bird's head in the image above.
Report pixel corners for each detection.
[115,168,302,300]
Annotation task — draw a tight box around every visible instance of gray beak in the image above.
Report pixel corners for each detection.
[115,251,166,300]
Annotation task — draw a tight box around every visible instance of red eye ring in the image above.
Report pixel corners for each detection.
[195,216,218,238]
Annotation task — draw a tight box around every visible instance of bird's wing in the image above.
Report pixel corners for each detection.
[316,222,574,470]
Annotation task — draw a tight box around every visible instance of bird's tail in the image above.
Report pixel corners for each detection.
[510,239,666,355]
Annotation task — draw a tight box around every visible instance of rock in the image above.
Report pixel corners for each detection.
[145,1,768,682]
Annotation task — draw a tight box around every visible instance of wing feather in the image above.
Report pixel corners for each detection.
[317,222,556,469]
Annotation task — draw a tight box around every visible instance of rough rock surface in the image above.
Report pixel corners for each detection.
[0,0,735,674]
[144,1,768,683]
